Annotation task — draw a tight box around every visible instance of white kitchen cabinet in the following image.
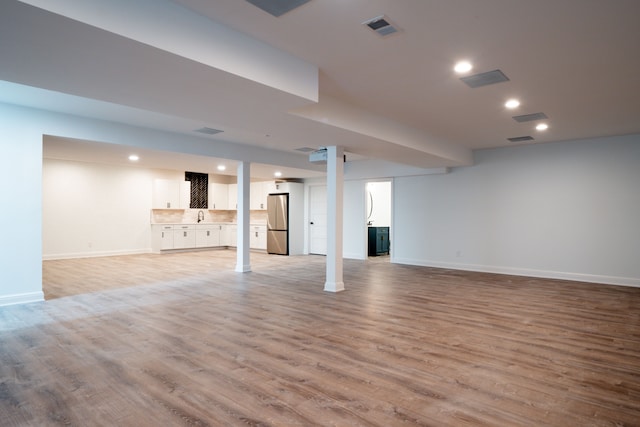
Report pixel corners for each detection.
[173,224,196,249]
[151,224,175,252]
[250,225,267,250]
[263,181,278,196]
[179,181,191,208]
[250,182,263,210]
[250,181,276,210]
[195,224,221,247]
[228,184,237,210]
[152,179,191,209]
[218,224,228,246]
[208,183,228,210]
[228,224,237,247]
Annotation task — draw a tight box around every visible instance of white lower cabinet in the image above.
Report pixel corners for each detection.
[173,225,196,249]
[228,224,237,247]
[219,224,229,246]
[152,225,175,251]
[152,224,236,253]
[196,225,221,248]
[250,225,267,250]
[152,223,264,252]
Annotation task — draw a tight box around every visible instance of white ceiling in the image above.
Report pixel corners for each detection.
[2,0,640,177]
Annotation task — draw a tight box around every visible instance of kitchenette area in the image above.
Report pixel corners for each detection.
[149,177,304,255]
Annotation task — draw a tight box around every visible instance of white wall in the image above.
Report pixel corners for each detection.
[0,108,43,306]
[392,134,640,287]
[42,158,166,259]
[343,180,366,260]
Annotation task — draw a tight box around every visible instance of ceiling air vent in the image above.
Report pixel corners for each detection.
[295,147,315,153]
[460,69,510,88]
[194,127,223,135]
[507,136,535,142]
[245,0,312,17]
[512,112,548,123]
[362,15,400,37]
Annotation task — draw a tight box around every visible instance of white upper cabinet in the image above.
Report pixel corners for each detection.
[153,179,190,209]
[208,183,229,210]
[179,181,191,209]
[228,183,238,210]
[263,181,278,195]
[250,181,275,210]
[250,182,263,210]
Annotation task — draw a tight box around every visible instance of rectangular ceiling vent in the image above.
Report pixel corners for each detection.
[194,127,223,135]
[460,69,510,88]
[362,15,400,37]
[245,0,312,17]
[512,112,548,123]
[507,136,535,142]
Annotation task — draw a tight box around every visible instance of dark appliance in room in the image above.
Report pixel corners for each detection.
[368,226,389,256]
[267,193,289,255]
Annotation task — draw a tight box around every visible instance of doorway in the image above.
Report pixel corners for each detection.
[366,181,392,259]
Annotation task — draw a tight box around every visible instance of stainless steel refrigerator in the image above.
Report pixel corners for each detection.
[267,193,289,255]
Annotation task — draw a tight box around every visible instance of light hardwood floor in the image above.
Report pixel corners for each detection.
[1,250,639,426]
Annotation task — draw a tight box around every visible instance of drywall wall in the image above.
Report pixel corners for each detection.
[42,158,165,259]
[0,107,43,306]
[343,180,366,260]
[392,134,640,286]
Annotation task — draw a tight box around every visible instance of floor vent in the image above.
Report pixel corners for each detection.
[460,69,510,88]
[194,127,223,135]
[245,0,312,17]
[512,112,548,123]
[362,15,400,37]
[507,136,535,142]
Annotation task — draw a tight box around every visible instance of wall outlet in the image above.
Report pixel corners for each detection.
[456,250,461,257]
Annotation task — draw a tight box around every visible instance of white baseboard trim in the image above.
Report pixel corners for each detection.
[344,252,366,260]
[0,291,45,307]
[43,248,151,261]
[392,257,640,288]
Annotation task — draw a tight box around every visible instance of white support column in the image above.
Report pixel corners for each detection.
[235,161,251,273]
[324,146,345,292]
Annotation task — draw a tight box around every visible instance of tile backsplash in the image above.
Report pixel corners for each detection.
[151,209,267,224]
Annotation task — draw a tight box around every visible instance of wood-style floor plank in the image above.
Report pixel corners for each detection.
[0,250,638,425]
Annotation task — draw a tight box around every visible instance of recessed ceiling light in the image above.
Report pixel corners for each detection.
[274,171,282,178]
[128,154,139,161]
[454,61,473,74]
[217,165,226,171]
[536,123,549,131]
[505,99,520,109]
